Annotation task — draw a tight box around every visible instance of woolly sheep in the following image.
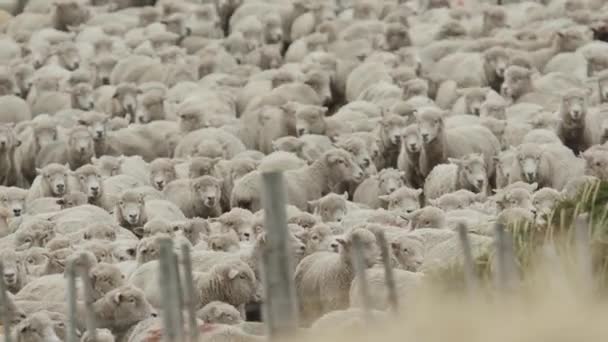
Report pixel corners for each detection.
[353,168,405,209]
[0,124,22,187]
[26,163,72,204]
[295,228,379,326]
[115,190,186,231]
[378,186,422,213]
[12,311,62,342]
[397,123,424,188]
[36,126,95,171]
[423,153,489,201]
[163,176,223,218]
[0,186,27,217]
[349,267,422,311]
[15,115,59,184]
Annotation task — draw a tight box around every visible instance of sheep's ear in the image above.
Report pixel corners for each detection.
[56,198,65,206]
[227,269,239,280]
[378,195,390,202]
[307,200,318,210]
[36,168,43,175]
[133,226,144,237]
[113,292,123,304]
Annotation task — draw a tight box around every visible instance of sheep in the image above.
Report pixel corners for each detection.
[149,158,178,191]
[349,267,422,311]
[197,301,242,325]
[429,190,482,211]
[0,250,27,294]
[0,124,22,187]
[378,186,423,213]
[305,223,341,254]
[213,208,255,242]
[555,88,593,153]
[174,128,246,160]
[308,192,360,223]
[415,107,501,179]
[353,168,405,209]
[294,228,379,326]
[26,163,72,204]
[14,115,59,184]
[582,145,608,181]
[81,328,115,342]
[36,126,95,171]
[12,311,62,342]
[94,83,140,121]
[403,206,447,230]
[272,134,333,164]
[509,142,585,190]
[114,190,186,232]
[0,186,27,218]
[397,123,424,188]
[163,176,223,218]
[423,154,488,201]
[293,103,352,139]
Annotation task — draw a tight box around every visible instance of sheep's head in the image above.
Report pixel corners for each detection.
[483,47,509,80]
[53,41,80,71]
[80,240,113,264]
[582,146,608,181]
[197,301,242,325]
[338,228,379,268]
[111,241,137,262]
[141,219,174,239]
[89,263,125,298]
[436,20,467,40]
[334,136,375,174]
[379,186,422,212]
[135,234,164,265]
[375,168,404,195]
[560,88,590,122]
[415,108,445,144]
[306,223,339,253]
[294,104,328,136]
[114,83,140,119]
[92,54,118,86]
[451,154,487,192]
[209,260,257,306]
[30,116,59,151]
[515,143,542,183]
[208,233,240,252]
[398,124,420,154]
[391,235,423,271]
[192,176,222,208]
[384,23,411,51]
[403,206,446,229]
[104,285,156,330]
[0,186,27,217]
[324,149,364,183]
[585,54,608,77]
[188,157,221,178]
[12,62,34,98]
[83,223,117,242]
[287,211,318,230]
[482,6,507,32]
[78,111,110,141]
[494,188,535,214]
[68,82,94,110]
[304,68,332,106]
[457,87,490,116]
[15,219,55,250]
[149,158,178,191]
[501,65,532,101]
[309,192,348,223]
[555,27,592,53]
[402,78,428,99]
[0,123,19,153]
[36,163,70,196]
[262,12,283,44]
[56,191,88,209]
[117,191,146,227]
[480,97,507,120]
[272,136,305,156]
[174,218,210,245]
[0,250,25,291]
[14,312,61,342]
[74,164,103,200]
[533,187,563,220]
[68,126,95,160]
[91,155,121,177]
[380,114,407,145]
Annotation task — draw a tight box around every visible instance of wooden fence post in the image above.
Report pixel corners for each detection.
[66,262,78,342]
[159,238,182,342]
[375,231,398,314]
[493,223,517,293]
[351,234,373,321]
[181,244,200,342]
[78,256,97,341]
[260,171,298,338]
[0,262,12,342]
[457,224,478,295]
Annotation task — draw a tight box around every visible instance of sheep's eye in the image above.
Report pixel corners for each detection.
[239,273,247,279]
[596,161,601,167]
[24,237,32,243]
[27,258,34,264]
[403,248,409,253]
[312,235,318,240]
[119,201,124,206]
[129,298,136,303]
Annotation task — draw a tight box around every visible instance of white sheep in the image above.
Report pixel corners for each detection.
[423,153,489,201]
[353,168,405,209]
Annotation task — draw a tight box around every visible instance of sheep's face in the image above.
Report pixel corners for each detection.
[304,70,332,106]
[587,56,608,77]
[403,79,428,99]
[0,124,18,153]
[306,224,337,253]
[33,123,58,151]
[75,167,103,200]
[93,56,117,86]
[37,164,69,196]
[496,188,535,214]
[111,242,136,262]
[452,154,487,192]
[415,109,444,144]
[377,169,405,195]
[339,229,379,268]
[483,48,508,80]
[56,43,80,71]
[494,150,515,188]
[325,149,364,183]
[78,112,109,141]
[109,286,156,327]
[188,157,219,178]
[0,74,18,97]
[533,188,562,219]
[311,193,348,223]
[85,243,113,263]
[482,7,507,32]
[92,156,120,177]
[57,192,88,209]
[218,262,257,304]
[68,127,95,159]
[198,302,242,324]
[71,83,94,110]
[15,221,55,250]
[208,234,240,252]
[15,312,61,342]
[263,14,283,44]
[501,66,532,100]
[461,88,489,116]
[561,89,589,122]
[516,145,541,183]
[272,137,304,156]
[118,194,145,226]
[224,32,252,64]
[391,237,423,271]
[295,105,327,136]
[583,148,608,181]
[178,109,204,134]
[136,236,162,264]
[407,207,446,229]
[402,124,421,153]
[380,188,422,213]
[335,138,374,174]
[480,99,507,120]
[90,263,125,296]
[142,219,173,238]
[192,176,222,208]
[114,84,139,118]
[432,194,465,211]
[556,28,592,53]
[150,159,177,191]
[0,187,27,217]
[13,63,34,97]
[287,212,318,230]
[381,115,407,145]
[384,24,411,51]
[0,250,24,289]
[84,223,116,241]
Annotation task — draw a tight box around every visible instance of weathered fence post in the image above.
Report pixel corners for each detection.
[351,234,373,321]
[494,223,517,293]
[181,244,200,342]
[375,231,398,314]
[0,262,12,342]
[159,238,183,342]
[66,262,78,342]
[79,256,97,341]
[574,216,594,295]
[260,171,298,338]
[457,224,478,295]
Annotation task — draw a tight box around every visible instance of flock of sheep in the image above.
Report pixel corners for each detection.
[0,0,608,340]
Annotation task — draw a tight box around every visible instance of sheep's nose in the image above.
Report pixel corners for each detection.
[330,242,339,251]
[156,180,164,188]
[95,130,103,138]
[129,213,137,220]
[421,133,429,141]
[362,158,370,168]
[90,186,99,192]
[4,272,15,282]
[473,107,480,116]
[13,208,21,216]
[56,184,65,191]
[72,62,79,69]
[336,216,342,222]
[388,187,397,194]
[88,102,94,109]
[297,128,306,136]
[102,77,110,85]
[0,140,6,147]
[476,179,484,188]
